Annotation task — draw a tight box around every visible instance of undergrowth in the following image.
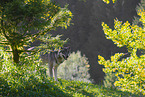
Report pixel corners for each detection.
[0,48,142,97]
[1,77,141,97]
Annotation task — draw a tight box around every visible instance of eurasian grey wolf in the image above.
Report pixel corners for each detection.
[47,47,71,81]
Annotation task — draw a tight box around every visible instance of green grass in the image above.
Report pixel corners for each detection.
[0,51,143,97]
[1,77,141,97]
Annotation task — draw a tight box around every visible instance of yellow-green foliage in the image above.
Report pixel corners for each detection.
[103,72,117,89]
[38,34,68,54]
[98,10,145,95]
[0,0,72,63]
[133,0,145,26]
[102,0,117,4]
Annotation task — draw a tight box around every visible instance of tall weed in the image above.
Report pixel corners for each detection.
[0,47,47,96]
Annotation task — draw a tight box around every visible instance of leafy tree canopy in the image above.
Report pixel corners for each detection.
[98,7,145,95]
[0,0,72,63]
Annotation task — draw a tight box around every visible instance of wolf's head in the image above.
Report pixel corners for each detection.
[59,47,71,60]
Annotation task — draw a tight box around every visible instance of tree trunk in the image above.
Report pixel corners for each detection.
[11,46,20,64]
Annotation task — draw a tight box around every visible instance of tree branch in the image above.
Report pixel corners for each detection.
[1,9,10,41]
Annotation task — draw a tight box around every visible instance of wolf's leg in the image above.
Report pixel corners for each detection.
[49,63,53,79]
[53,66,58,81]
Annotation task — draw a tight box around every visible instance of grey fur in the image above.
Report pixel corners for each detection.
[47,47,71,81]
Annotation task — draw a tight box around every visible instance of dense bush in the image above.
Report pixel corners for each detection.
[57,51,91,82]
[0,47,50,96]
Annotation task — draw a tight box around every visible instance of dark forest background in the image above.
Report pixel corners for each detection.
[40,0,141,84]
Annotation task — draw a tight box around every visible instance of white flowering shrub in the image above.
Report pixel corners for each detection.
[58,51,91,82]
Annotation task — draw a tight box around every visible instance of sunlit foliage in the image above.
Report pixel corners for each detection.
[102,0,117,4]
[0,0,72,63]
[37,34,68,54]
[0,46,141,97]
[133,0,145,27]
[98,10,145,95]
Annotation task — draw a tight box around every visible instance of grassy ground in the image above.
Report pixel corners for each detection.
[1,77,141,97]
[0,52,142,97]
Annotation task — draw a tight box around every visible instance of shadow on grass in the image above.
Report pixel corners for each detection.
[1,76,72,97]
[59,80,99,97]
[100,87,143,97]
[1,77,143,97]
